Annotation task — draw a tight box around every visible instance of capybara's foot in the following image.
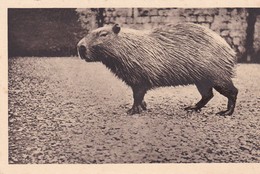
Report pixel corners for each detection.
[184,105,201,112]
[140,101,147,110]
[127,101,146,115]
[216,109,234,116]
[127,101,147,115]
[127,105,143,115]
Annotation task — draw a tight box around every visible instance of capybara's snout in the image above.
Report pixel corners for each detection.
[77,38,86,58]
[77,39,93,62]
[77,45,87,59]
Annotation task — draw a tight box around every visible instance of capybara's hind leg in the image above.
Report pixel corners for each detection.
[127,86,148,115]
[214,82,238,116]
[185,82,213,112]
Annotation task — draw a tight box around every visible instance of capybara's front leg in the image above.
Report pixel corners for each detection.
[127,86,148,115]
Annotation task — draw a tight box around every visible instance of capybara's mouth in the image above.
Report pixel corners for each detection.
[78,45,93,62]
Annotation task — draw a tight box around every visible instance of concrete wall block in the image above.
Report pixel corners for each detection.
[109,17,115,23]
[126,17,134,24]
[149,9,158,16]
[178,8,186,16]
[104,17,110,24]
[222,15,231,22]
[133,8,139,18]
[135,17,143,24]
[163,16,171,23]
[151,16,162,23]
[233,37,241,46]
[159,17,168,24]
[127,8,133,17]
[242,21,248,29]
[211,15,224,32]
[158,9,169,16]
[106,11,113,17]
[194,9,204,15]
[114,8,129,17]
[230,9,238,16]
[221,22,229,30]
[253,15,260,51]
[179,16,186,22]
[138,8,150,16]
[193,8,218,15]
[186,15,197,22]
[106,8,115,12]
[197,15,206,22]
[142,16,151,24]
[238,45,246,53]
[135,16,150,24]
[205,15,214,23]
[165,16,182,23]
[184,9,194,15]
[219,8,228,16]
[168,9,180,17]
[112,11,117,17]
[237,9,247,20]
[220,30,230,37]
[111,8,132,17]
[123,8,130,17]
[115,17,126,24]
[229,30,241,37]
[178,8,185,15]
[202,9,218,15]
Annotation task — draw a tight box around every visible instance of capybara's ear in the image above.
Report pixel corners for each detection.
[112,24,121,34]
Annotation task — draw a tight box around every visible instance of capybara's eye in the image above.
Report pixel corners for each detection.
[99,31,108,37]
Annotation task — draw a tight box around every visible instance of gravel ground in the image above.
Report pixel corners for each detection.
[8,57,260,164]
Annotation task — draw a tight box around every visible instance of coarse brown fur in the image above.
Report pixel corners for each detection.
[77,23,238,116]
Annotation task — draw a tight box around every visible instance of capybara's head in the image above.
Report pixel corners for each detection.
[77,24,121,62]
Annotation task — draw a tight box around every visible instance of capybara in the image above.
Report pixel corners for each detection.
[77,23,238,116]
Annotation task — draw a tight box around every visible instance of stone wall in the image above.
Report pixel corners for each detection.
[9,8,259,62]
[102,8,249,61]
[254,15,260,60]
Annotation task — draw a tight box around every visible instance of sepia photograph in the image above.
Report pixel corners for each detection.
[1,0,260,173]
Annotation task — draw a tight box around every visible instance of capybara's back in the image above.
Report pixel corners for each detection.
[77,23,238,116]
[149,23,236,86]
